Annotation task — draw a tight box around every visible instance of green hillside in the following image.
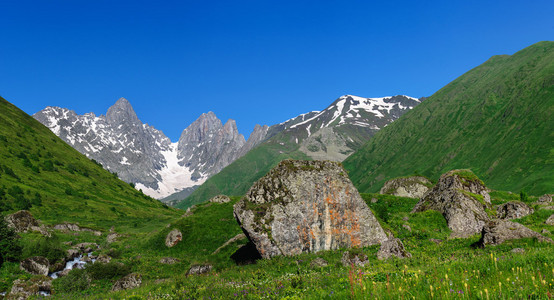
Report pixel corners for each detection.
[0,96,180,231]
[343,41,554,195]
[177,133,310,209]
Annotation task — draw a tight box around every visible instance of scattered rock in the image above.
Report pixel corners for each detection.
[412,169,492,238]
[72,243,99,253]
[496,201,534,220]
[380,176,432,198]
[429,238,443,244]
[341,251,369,267]
[165,229,183,248]
[49,261,65,273]
[212,233,246,255]
[541,206,554,210]
[538,194,553,203]
[107,233,121,244]
[20,257,50,276]
[477,220,553,246]
[53,223,101,236]
[184,205,196,217]
[377,238,412,260]
[66,249,80,260]
[4,210,49,237]
[545,215,554,226]
[402,224,412,232]
[111,273,142,291]
[96,254,111,264]
[511,248,525,254]
[6,276,52,299]
[310,257,328,268]
[210,195,231,203]
[234,160,387,258]
[57,269,71,278]
[187,264,213,275]
[159,257,180,265]
[542,229,551,235]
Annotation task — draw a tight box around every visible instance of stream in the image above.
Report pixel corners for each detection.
[49,252,96,279]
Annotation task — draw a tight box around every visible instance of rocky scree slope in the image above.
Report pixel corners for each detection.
[344,41,554,195]
[180,95,420,208]
[34,99,265,199]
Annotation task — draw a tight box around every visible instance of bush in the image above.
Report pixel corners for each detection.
[53,268,90,293]
[22,235,65,264]
[0,218,21,268]
[85,262,131,280]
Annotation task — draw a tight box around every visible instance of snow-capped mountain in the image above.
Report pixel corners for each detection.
[33,98,264,199]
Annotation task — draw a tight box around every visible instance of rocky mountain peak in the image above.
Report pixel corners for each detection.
[106,97,140,126]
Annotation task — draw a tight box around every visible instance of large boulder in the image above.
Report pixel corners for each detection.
[165,229,182,247]
[380,176,432,198]
[6,277,52,300]
[377,238,412,260]
[20,257,49,276]
[4,210,48,236]
[209,195,231,203]
[496,201,534,220]
[111,273,141,291]
[478,220,553,246]
[412,169,492,238]
[234,160,387,259]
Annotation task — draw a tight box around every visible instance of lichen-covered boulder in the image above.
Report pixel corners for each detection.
[159,257,180,265]
[538,194,553,203]
[545,215,554,226]
[478,220,553,246]
[209,195,231,203]
[4,210,49,236]
[234,160,387,258]
[412,169,492,238]
[380,176,432,198]
[20,257,49,276]
[106,233,121,244]
[496,201,534,220]
[376,238,412,260]
[187,264,213,275]
[6,276,52,299]
[111,273,141,291]
[165,229,182,248]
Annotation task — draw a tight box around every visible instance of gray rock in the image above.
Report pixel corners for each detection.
[511,248,525,254]
[234,160,387,259]
[187,264,213,275]
[496,201,534,220]
[53,223,81,232]
[4,211,49,236]
[159,257,180,265]
[412,169,492,238]
[96,254,111,264]
[111,273,141,291]
[107,233,121,244]
[72,242,99,253]
[402,224,412,232]
[66,249,80,260]
[541,229,551,235]
[49,261,66,273]
[478,220,553,246]
[546,215,554,225]
[380,176,432,198]
[429,238,443,244]
[341,251,369,267]
[6,277,52,300]
[538,194,553,203]
[310,258,328,268]
[20,257,49,276]
[541,206,554,210]
[377,238,412,260]
[165,229,182,247]
[209,195,231,203]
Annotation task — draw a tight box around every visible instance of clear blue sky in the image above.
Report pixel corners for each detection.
[1,0,553,141]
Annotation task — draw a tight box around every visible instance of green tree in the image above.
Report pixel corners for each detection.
[0,218,21,268]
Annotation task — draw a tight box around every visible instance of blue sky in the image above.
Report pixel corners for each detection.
[1,0,553,141]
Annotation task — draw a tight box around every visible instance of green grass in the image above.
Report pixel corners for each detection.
[344,41,554,196]
[0,96,181,231]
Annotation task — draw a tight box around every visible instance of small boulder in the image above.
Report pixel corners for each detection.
[341,251,369,267]
[477,220,553,246]
[187,264,213,275]
[310,257,328,268]
[66,249,80,260]
[72,243,98,253]
[165,229,183,248]
[49,261,66,273]
[545,215,554,226]
[511,248,525,254]
[159,257,180,265]
[209,195,231,203]
[380,176,432,198]
[412,169,492,238]
[377,238,412,260]
[402,224,412,232]
[53,223,81,232]
[234,160,387,258]
[542,229,551,235]
[429,238,443,244]
[111,273,142,291]
[6,276,52,299]
[496,201,534,220]
[107,233,121,244]
[20,257,50,276]
[538,194,553,203]
[96,254,111,264]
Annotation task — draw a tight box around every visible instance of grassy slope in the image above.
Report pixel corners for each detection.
[0,96,181,231]
[178,133,311,209]
[343,41,554,195]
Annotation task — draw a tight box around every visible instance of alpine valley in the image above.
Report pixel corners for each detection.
[0,41,552,300]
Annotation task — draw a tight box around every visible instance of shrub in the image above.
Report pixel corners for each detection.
[85,262,131,280]
[53,268,90,293]
[0,218,21,268]
[22,235,65,264]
